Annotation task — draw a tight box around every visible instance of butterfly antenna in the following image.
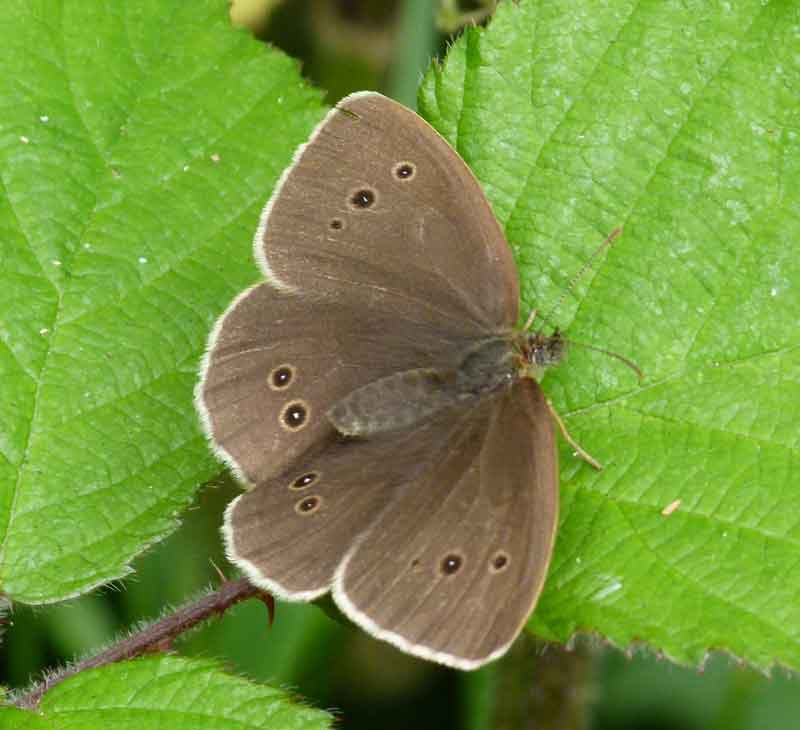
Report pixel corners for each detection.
[562,337,644,380]
[538,226,623,328]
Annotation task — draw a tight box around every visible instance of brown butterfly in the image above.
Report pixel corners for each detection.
[196,92,612,669]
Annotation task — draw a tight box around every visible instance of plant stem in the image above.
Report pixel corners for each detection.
[12,577,270,710]
[387,0,438,108]
[487,635,594,730]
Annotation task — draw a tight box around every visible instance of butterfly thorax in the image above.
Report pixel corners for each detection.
[515,329,566,380]
[327,333,564,438]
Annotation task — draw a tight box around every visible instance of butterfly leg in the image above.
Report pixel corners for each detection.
[522,308,539,332]
[545,399,603,470]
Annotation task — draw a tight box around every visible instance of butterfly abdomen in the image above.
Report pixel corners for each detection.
[327,338,518,437]
[327,368,459,436]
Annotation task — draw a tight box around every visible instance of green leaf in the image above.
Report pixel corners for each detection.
[0,706,52,730]
[421,1,799,672]
[0,0,325,603]
[4,655,331,729]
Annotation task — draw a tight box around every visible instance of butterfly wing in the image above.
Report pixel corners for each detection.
[223,404,476,600]
[203,91,543,657]
[197,282,473,486]
[199,94,521,485]
[332,378,558,670]
[256,91,519,332]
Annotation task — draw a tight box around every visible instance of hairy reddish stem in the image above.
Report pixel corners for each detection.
[13,577,270,710]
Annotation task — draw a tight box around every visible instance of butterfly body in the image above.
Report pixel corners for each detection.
[197,92,563,670]
[329,325,569,436]
[329,335,532,436]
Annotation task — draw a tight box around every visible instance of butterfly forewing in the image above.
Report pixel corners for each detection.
[198,282,473,485]
[256,92,519,333]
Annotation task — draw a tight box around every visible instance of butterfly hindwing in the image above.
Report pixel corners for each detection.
[333,379,558,670]
[223,398,479,599]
